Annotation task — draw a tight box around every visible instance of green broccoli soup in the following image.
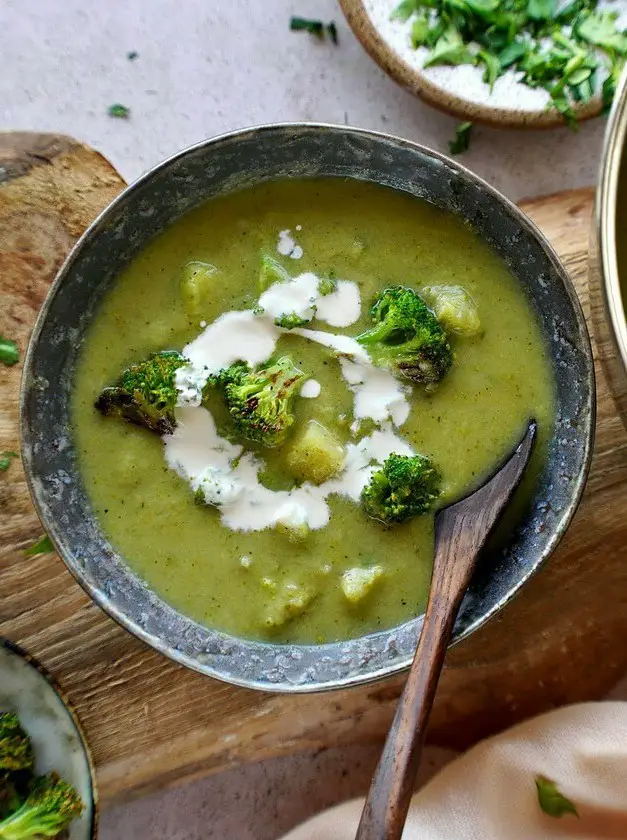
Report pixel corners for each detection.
[72,178,555,644]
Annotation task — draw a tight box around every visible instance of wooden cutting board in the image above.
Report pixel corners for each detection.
[2,132,627,805]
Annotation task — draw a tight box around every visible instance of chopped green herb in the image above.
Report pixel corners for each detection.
[0,336,19,366]
[449,121,473,154]
[24,535,55,557]
[127,50,139,60]
[389,0,627,127]
[289,17,338,43]
[0,452,18,471]
[107,103,130,119]
[327,22,339,44]
[535,776,579,819]
[391,0,419,22]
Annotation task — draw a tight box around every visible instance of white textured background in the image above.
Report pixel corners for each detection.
[1,0,617,836]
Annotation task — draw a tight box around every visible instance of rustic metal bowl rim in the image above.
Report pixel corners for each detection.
[20,122,595,693]
[0,637,99,837]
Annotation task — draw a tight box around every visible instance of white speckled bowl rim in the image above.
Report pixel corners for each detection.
[20,123,595,692]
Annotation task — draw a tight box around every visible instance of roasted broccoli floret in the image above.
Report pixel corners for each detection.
[356,286,453,384]
[420,285,482,338]
[317,274,337,296]
[0,779,22,822]
[361,453,441,523]
[219,356,306,447]
[0,715,33,775]
[96,351,185,434]
[0,772,83,839]
[259,254,290,292]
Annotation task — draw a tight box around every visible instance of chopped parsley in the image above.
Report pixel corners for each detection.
[107,103,131,119]
[390,0,627,126]
[24,534,55,557]
[127,51,139,60]
[449,121,473,154]
[535,775,579,819]
[290,17,339,43]
[0,336,19,366]
[0,451,18,471]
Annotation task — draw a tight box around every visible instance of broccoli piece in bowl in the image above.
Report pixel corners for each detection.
[274,312,311,330]
[361,452,441,523]
[180,260,219,320]
[356,286,452,384]
[219,356,305,448]
[0,714,33,774]
[259,254,291,292]
[0,771,83,839]
[285,420,345,485]
[421,285,482,337]
[96,351,185,435]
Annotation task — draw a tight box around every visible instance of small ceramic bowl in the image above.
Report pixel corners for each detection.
[340,0,605,127]
[0,639,98,838]
[20,124,594,692]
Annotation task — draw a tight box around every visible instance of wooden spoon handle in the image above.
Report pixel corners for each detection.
[356,421,536,840]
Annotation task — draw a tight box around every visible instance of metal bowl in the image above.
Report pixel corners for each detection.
[590,70,627,424]
[20,124,594,692]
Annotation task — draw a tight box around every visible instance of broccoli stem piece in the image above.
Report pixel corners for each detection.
[95,350,185,434]
[218,356,306,448]
[356,286,453,384]
[0,772,83,839]
[361,452,441,523]
[420,284,482,337]
[0,715,33,775]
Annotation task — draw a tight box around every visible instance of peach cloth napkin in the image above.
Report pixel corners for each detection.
[281,702,627,839]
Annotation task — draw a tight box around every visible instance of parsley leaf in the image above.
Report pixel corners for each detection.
[424,26,474,68]
[0,336,19,366]
[449,121,473,154]
[535,776,579,819]
[108,103,130,119]
[127,50,139,60]
[527,0,557,22]
[0,452,18,471]
[478,49,500,90]
[391,0,419,22]
[577,12,627,55]
[24,534,55,557]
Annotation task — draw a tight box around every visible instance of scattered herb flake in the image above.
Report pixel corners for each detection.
[327,22,339,45]
[391,0,419,22]
[0,451,18,471]
[449,121,473,154]
[127,50,139,60]
[24,534,55,557]
[0,336,19,366]
[290,17,324,38]
[107,103,130,119]
[535,776,579,819]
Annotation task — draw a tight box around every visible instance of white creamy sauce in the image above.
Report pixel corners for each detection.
[167,270,415,532]
[340,357,411,427]
[258,272,361,329]
[164,407,413,533]
[300,379,321,399]
[258,272,319,324]
[277,229,303,259]
[316,280,361,328]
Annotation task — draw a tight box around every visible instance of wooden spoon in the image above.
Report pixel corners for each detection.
[356,420,537,840]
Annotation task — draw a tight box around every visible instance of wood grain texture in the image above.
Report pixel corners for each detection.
[0,135,624,805]
[357,424,536,840]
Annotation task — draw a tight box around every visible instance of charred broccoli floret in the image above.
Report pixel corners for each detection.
[361,453,441,523]
[421,285,482,337]
[96,351,185,434]
[0,772,83,839]
[356,287,453,384]
[0,715,33,775]
[219,356,306,447]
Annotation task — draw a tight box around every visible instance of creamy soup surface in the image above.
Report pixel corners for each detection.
[72,178,555,643]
